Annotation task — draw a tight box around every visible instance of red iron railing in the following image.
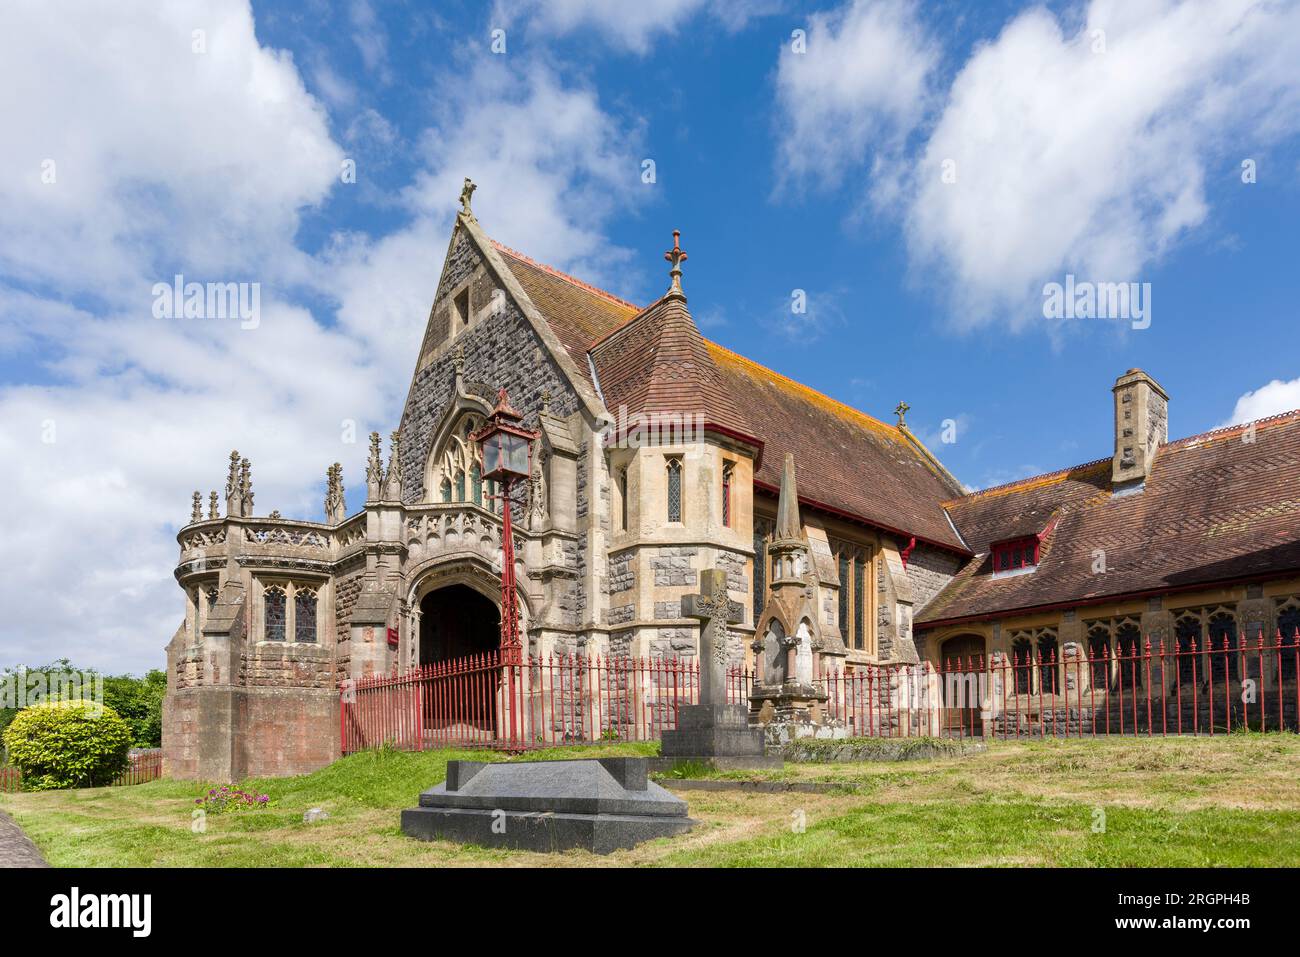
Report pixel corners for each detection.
[341,651,755,753]
[340,630,1300,753]
[0,748,163,792]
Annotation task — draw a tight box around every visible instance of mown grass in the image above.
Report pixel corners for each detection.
[4,736,1300,867]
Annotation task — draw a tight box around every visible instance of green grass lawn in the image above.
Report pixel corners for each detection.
[4,735,1300,867]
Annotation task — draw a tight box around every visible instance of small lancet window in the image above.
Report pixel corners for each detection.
[666,457,682,523]
[264,585,287,642]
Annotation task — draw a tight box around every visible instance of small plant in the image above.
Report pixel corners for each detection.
[195,785,272,814]
[601,727,622,741]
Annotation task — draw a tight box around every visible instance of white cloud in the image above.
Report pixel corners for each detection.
[1221,378,1300,426]
[774,0,937,188]
[492,0,774,54]
[774,0,1300,326]
[0,4,654,674]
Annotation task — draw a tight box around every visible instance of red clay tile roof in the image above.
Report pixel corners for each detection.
[491,237,969,552]
[590,295,755,442]
[917,411,1300,625]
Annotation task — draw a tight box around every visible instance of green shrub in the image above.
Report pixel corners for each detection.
[1,700,133,790]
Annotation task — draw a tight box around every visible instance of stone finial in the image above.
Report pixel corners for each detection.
[268,509,281,520]
[663,229,688,299]
[459,178,477,220]
[366,431,383,502]
[225,450,242,516]
[541,388,551,416]
[191,491,202,524]
[325,463,346,523]
[384,431,403,501]
[209,490,219,520]
[239,457,254,515]
[775,453,802,541]
[894,401,910,428]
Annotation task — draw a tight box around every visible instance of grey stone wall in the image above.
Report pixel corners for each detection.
[608,550,633,594]
[652,546,698,586]
[399,231,581,504]
[907,544,962,614]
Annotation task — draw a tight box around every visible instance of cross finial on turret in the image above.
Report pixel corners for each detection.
[459,178,477,219]
[894,401,910,427]
[664,229,688,298]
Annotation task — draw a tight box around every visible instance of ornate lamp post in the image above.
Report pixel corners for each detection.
[472,389,538,745]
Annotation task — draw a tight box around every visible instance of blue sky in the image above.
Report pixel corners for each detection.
[1,0,1298,673]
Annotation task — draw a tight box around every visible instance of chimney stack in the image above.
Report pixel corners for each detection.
[1111,368,1169,489]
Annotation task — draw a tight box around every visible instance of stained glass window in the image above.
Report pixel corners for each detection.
[666,458,682,523]
[1011,638,1033,694]
[753,526,768,622]
[1038,633,1060,695]
[1116,622,1143,688]
[440,477,452,503]
[294,589,317,643]
[721,463,733,528]
[264,586,286,641]
[455,470,466,502]
[1207,613,1238,681]
[838,555,850,642]
[471,464,482,506]
[853,560,865,650]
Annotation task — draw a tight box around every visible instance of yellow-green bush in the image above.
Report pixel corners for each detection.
[1,700,132,790]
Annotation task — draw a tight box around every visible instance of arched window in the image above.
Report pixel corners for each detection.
[431,414,486,506]
[1038,633,1060,695]
[1011,637,1034,694]
[294,589,318,643]
[666,457,682,523]
[1208,612,1238,682]
[618,468,629,531]
[1175,614,1201,685]
[721,462,733,528]
[264,585,287,642]
[1086,625,1111,689]
[1278,601,1300,680]
[1116,622,1143,689]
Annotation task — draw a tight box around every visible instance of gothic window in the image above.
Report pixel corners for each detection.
[432,414,486,506]
[1278,601,1300,680]
[1174,613,1201,685]
[1011,637,1034,694]
[615,467,628,532]
[294,589,318,643]
[831,541,872,653]
[1086,624,1111,689]
[721,462,733,528]
[264,586,287,642]
[1207,611,1239,682]
[753,517,773,623]
[666,457,682,523]
[1038,633,1060,695]
[1115,622,1143,689]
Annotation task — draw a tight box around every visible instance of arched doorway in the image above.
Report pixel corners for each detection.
[939,634,986,735]
[419,584,500,665]
[419,584,501,735]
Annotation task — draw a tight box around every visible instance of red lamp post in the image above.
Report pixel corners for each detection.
[472,389,538,745]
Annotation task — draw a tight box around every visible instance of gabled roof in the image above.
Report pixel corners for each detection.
[590,293,755,443]
[487,235,969,552]
[917,411,1300,625]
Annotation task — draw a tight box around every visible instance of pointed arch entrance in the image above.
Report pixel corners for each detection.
[419,585,500,666]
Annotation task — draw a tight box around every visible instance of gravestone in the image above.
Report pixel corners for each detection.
[656,569,781,770]
[400,757,694,854]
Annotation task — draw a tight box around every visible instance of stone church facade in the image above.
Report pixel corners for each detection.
[163,186,1300,779]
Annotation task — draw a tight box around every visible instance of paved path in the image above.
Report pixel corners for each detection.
[0,808,48,867]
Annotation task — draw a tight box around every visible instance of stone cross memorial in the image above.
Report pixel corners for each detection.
[657,569,780,770]
[681,568,744,706]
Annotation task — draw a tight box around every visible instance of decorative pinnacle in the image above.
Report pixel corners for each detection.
[191,491,202,524]
[209,490,219,520]
[894,401,910,428]
[664,229,688,297]
[459,178,477,219]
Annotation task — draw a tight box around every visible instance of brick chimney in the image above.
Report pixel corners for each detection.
[1111,368,1169,489]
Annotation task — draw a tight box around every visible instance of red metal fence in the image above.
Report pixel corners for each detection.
[341,651,754,753]
[0,748,163,792]
[340,632,1300,753]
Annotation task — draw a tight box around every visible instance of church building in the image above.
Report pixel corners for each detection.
[163,183,1300,779]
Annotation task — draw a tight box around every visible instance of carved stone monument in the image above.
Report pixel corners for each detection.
[657,569,780,769]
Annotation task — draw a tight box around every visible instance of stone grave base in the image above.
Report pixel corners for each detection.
[657,703,783,770]
[400,757,694,855]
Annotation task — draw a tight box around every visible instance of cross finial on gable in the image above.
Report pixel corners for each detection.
[459,178,477,219]
[664,229,688,298]
[894,401,910,427]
